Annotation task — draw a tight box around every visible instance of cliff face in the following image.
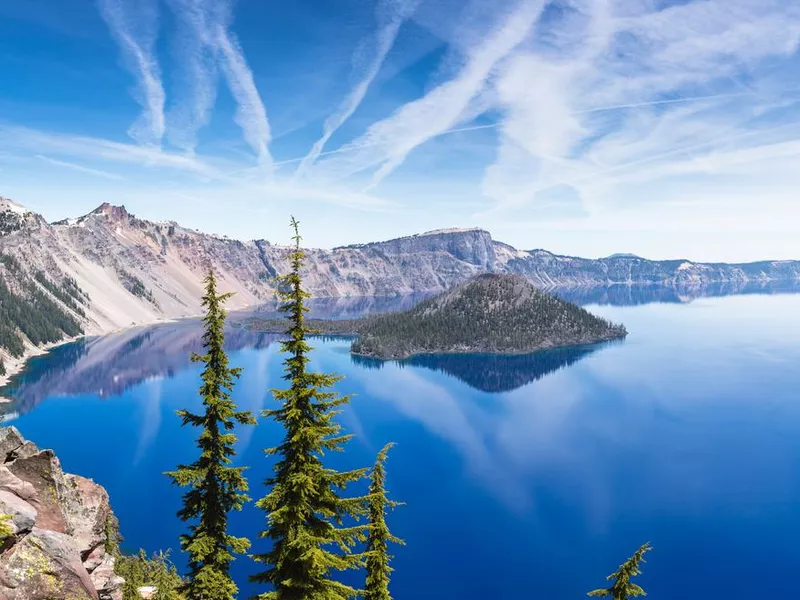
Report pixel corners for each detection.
[0,427,123,600]
[1,196,799,377]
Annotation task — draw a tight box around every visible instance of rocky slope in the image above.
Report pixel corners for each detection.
[2,196,799,383]
[0,426,124,600]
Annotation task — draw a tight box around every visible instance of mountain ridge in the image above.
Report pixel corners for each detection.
[2,196,799,387]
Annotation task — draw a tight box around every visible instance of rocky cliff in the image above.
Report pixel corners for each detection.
[2,196,799,383]
[0,426,123,600]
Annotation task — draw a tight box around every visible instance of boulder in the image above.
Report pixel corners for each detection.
[0,491,36,536]
[0,528,99,600]
[0,428,24,460]
[5,450,68,533]
[0,428,125,600]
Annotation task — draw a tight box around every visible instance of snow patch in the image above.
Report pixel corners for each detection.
[0,197,28,215]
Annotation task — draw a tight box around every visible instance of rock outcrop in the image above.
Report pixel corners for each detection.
[0,427,124,600]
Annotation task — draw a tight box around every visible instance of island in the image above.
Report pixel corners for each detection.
[243,273,627,359]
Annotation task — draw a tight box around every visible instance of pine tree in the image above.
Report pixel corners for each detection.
[166,269,256,600]
[364,444,404,600]
[251,217,369,600]
[588,543,652,600]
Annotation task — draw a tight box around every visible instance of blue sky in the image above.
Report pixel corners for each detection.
[1,0,799,261]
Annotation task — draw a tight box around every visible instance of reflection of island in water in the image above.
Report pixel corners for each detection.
[351,343,613,393]
[4,280,799,413]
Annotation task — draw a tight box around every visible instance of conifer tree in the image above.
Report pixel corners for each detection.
[251,217,369,600]
[365,444,404,600]
[166,269,256,600]
[588,543,652,600]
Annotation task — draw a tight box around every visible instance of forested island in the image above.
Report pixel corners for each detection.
[245,273,627,359]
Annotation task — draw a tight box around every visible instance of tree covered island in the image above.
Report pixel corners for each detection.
[245,273,627,360]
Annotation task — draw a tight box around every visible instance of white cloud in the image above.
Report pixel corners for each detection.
[164,0,221,153]
[478,0,800,218]
[0,125,220,177]
[165,0,273,171]
[294,0,422,179]
[97,0,165,146]
[215,27,273,172]
[309,0,548,189]
[34,155,125,180]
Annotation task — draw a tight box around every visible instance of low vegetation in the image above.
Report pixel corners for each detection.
[116,550,184,600]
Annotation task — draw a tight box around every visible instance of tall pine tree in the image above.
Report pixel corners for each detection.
[588,543,652,600]
[365,444,404,600]
[251,217,369,600]
[166,269,256,600]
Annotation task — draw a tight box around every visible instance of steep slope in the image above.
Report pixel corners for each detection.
[350,274,628,358]
[1,196,799,384]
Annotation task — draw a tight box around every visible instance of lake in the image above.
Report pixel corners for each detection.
[2,289,800,599]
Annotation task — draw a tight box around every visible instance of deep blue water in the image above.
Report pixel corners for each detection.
[3,291,800,599]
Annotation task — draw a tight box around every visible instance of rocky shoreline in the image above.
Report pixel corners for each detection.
[0,426,124,599]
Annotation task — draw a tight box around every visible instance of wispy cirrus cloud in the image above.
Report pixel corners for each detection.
[0,125,220,177]
[477,0,800,217]
[165,0,273,171]
[308,0,548,189]
[164,0,221,154]
[215,26,274,172]
[97,0,165,146]
[34,155,125,180]
[294,0,422,180]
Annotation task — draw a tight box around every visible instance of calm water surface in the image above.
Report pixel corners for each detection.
[2,291,800,599]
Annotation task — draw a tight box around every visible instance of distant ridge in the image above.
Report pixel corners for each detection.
[1,196,799,385]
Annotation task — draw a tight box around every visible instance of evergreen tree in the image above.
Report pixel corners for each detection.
[364,444,404,600]
[166,270,256,600]
[588,543,652,600]
[251,217,369,600]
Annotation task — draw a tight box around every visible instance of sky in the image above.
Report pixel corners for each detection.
[1,0,799,261]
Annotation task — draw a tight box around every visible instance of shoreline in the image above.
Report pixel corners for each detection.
[0,314,193,403]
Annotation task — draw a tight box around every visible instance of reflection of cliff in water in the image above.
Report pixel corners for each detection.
[243,293,434,320]
[351,343,613,393]
[1,321,279,416]
[551,280,800,306]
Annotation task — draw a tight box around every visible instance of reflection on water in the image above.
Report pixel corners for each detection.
[1,323,281,415]
[1,323,611,414]
[244,292,434,319]
[351,343,613,393]
[552,279,800,306]
[4,293,800,600]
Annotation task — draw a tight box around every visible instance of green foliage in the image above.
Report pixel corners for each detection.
[588,543,652,600]
[116,549,185,600]
[118,268,158,306]
[34,271,87,317]
[166,270,256,600]
[0,513,13,541]
[0,259,84,357]
[364,444,404,600]
[251,217,370,600]
[350,274,627,359]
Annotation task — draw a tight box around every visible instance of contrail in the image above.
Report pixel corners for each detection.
[274,92,746,169]
[294,0,421,180]
[97,0,165,146]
